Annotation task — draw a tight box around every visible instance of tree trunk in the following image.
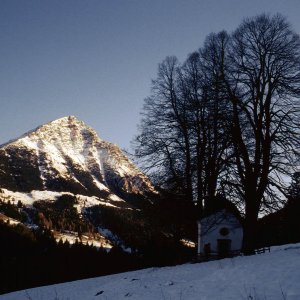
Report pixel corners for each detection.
[242,199,259,255]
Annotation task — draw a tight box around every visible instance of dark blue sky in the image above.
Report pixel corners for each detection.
[1,0,300,149]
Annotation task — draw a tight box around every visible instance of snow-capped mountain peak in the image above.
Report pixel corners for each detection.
[0,116,155,199]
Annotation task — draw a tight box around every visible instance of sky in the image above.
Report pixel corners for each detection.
[1,0,300,150]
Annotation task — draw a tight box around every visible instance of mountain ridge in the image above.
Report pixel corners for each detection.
[0,116,88,148]
[0,115,155,198]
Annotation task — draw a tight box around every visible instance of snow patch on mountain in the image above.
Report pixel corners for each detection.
[54,231,113,251]
[0,212,21,225]
[0,188,126,210]
[97,227,131,252]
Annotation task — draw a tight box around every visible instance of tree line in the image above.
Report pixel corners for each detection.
[134,14,300,253]
[0,220,141,295]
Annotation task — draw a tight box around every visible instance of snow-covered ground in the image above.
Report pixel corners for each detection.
[1,243,300,300]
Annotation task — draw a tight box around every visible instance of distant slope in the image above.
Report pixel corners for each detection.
[2,243,300,300]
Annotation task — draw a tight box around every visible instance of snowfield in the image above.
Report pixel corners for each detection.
[1,243,300,300]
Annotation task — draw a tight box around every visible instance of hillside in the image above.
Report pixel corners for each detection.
[1,243,299,300]
[0,116,162,249]
[0,116,196,294]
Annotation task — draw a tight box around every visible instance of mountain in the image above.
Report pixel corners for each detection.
[0,116,154,199]
[0,117,196,295]
[0,116,162,252]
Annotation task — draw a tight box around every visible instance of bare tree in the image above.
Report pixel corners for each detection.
[223,14,300,253]
[134,41,232,210]
[134,14,300,254]
[134,56,194,202]
[179,31,232,212]
[197,31,232,207]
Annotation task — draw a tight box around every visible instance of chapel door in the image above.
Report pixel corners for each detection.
[217,239,231,257]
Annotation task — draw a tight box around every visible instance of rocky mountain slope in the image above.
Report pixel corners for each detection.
[0,116,158,250]
[0,116,154,198]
